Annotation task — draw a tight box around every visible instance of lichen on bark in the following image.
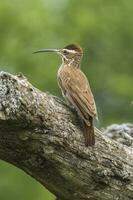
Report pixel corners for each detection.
[0,71,133,200]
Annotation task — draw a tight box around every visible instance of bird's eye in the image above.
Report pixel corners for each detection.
[63,50,67,54]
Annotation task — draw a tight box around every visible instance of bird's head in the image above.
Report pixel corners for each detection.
[59,44,83,62]
[33,44,83,66]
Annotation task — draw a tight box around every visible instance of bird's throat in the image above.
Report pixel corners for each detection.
[62,58,80,68]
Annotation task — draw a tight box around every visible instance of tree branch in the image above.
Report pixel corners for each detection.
[0,71,133,200]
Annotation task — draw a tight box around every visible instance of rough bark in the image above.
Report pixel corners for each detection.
[0,71,133,200]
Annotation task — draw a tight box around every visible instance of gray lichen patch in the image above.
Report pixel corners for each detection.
[0,73,22,118]
[0,72,46,123]
[103,124,133,146]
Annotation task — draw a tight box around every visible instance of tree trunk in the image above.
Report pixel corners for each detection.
[0,71,133,200]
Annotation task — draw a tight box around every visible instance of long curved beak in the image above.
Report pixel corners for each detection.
[33,48,59,54]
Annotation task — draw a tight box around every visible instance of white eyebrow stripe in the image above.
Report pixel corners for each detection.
[63,49,77,53]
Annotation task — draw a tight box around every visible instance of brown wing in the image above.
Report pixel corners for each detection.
[59,67,97,124]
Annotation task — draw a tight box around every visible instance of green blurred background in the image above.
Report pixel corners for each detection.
[0,0,132,199]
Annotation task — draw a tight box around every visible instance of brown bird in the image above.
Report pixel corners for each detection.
[33,44,97,146]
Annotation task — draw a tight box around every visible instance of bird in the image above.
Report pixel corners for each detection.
[33,44,97,146]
